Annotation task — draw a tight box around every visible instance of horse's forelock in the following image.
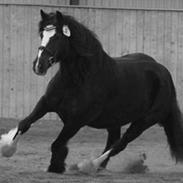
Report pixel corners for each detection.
[38,12,57,34]
[38,12,102,51]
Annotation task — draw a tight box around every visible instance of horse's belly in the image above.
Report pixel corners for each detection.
[87,80,149,129]
[87,112,130,129]
[108,92,146,114]
[87,102,145,129]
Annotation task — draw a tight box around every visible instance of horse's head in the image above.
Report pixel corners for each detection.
[33,10,71,75]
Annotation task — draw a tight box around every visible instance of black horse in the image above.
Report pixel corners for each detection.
[17,10,183,173]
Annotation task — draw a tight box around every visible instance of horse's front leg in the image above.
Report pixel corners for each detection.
[17,96,49,134]
[48,122,82,173]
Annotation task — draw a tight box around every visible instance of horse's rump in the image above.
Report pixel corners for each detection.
[104,53,171,123]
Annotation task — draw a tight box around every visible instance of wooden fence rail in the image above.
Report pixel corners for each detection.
[0,4,183,120]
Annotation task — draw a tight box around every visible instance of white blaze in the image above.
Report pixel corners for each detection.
[35,25,56,73]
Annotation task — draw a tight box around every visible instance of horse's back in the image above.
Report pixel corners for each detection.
[114,53,157,63]
[113,53,170,79]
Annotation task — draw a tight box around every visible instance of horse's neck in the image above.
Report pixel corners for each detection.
[59,48,115,87]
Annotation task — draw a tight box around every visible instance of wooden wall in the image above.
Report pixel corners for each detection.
[79,0,183,9]
[0,3,183,120]
[1,0,183,9]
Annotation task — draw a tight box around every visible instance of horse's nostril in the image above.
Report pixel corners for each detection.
[49,57,53,61]
[49,57,54,61]
[49,57,54,65]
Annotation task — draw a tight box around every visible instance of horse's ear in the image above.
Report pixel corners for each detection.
[40,9,48,20]
[62,25,71,37]
[56,11,63,22]
[56,11,71,37]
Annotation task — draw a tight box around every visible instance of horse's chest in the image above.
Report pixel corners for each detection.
[60,97,80,115]
[60,91,91,116]
[67,99,79,115]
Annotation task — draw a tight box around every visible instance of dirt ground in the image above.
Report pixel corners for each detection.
[0,118,183,183]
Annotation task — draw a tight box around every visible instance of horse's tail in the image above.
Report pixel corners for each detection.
[162,77,183,162]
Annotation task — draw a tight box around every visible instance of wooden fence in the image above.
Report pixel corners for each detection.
[0,3,183,120]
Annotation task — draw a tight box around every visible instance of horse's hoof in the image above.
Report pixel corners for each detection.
[47,165,65,174]
[97,167,104,172]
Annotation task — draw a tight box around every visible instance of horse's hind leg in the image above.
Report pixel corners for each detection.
[109,117,156,157]
[100,127,121,169]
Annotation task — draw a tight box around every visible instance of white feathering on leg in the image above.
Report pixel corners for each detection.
[0,127,21,157]
[75,150,111,174]
[92,150,111,167]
